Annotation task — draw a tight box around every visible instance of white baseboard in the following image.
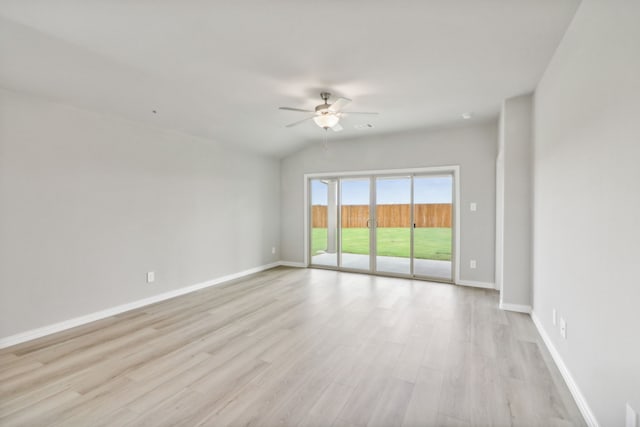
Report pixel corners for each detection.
[279,261,307,268]
[0,262,281,349]
[499,302,532,313]
[456,279,496,289]
[531,312,599,427]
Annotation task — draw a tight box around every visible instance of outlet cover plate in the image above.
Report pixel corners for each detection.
[560,318,567,339]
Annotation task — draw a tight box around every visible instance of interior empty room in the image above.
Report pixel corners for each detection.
[0,0,638,426]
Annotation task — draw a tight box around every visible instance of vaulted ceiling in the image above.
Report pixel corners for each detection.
[0,0,580,157]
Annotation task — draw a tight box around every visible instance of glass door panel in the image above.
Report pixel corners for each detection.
[310,179,338,267]
[375,176,412,275]
[340,178,370,271]
[413,175,453,280]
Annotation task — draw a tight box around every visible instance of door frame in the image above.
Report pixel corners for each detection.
[304,165,460,284]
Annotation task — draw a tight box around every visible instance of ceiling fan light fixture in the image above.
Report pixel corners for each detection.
[313,113,340,129]
[280,92,377,130]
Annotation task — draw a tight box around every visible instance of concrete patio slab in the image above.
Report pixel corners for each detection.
[311,252,452,281]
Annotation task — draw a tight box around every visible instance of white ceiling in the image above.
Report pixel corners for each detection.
[0,0,580,157]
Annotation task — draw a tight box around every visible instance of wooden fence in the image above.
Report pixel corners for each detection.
[312,204,452,228]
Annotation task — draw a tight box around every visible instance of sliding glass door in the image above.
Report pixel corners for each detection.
[308,169,455,283]
[375,176,412,275]
[340,178,371,271]
[413,175,453,281]
[309,178,338,267]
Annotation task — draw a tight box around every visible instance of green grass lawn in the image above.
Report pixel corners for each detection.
[312,227,451,261]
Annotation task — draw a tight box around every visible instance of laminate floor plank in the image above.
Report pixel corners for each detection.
[251,345,348,426]
[393,336,430,383]
[0,389,81,426]
[0,267,586,426]
[298,381,354,427]
[366,378,414,427]
[401,367,444,427]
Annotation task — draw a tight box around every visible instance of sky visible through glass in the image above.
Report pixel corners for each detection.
[311,176,452,205]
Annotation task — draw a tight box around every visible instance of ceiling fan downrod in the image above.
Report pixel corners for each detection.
[320,92,331,104]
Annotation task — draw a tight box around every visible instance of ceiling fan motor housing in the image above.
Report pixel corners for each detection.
[316,92,332,113]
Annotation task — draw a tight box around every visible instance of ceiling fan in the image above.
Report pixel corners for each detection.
[279,92,378,132]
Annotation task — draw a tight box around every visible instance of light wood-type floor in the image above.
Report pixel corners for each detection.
[0,267,585,427]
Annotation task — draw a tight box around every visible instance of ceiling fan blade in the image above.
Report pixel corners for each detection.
[285,116,315,128]
[328,97,352,113]
[331,123,343,132]
[279,107,314,113]
[342,111,379,115]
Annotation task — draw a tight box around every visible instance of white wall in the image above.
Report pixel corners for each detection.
[280,122,498,285]
[532,1,640,425]
[497,94,533,310]
[0,88,281,339]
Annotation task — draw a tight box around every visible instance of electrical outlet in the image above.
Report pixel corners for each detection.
[271,247,276,254]
[470,202,477,212]
[627,403,639,427]
[470,260,477,269]
[147,272,155,283]
[552,308,557,326]
[560,318,567,339]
